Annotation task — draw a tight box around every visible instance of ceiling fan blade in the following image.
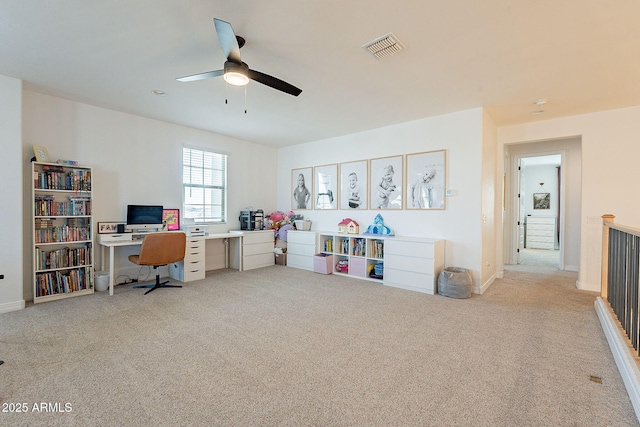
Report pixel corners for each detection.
[214,18,242,64]
[247,69,302,96]
[176,70,224,82]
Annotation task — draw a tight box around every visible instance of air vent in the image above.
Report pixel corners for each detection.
[362,33,405,59]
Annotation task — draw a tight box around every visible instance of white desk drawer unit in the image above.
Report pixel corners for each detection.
[525,217,556,250]
[242,230,275,270]
[383,237,444,295]
[286,231,317,271]
[170,237,205,282]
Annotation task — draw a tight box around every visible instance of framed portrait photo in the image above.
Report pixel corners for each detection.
[314,164,338,210]
[162,209,180,231]
[292,167,313,210]
[406,149,446,210]
[98,222,121,234]
[369,155,403,209]
[340,160,368,210]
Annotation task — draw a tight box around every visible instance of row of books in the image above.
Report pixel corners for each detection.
[34,167,91,191]
[35,217,89,228]
[369,240,384,259]
[34,195,92,216]
[351,238,366,256]
[323,237,384,258]
[35,266,92,297]
[35,244,92,271]
[337,239,349,254]
[34,224,91,244]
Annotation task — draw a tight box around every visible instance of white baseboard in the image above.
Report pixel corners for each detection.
[564,264,579,272]
[0,299,26,314]
[576,280,600,293]
[477,273,496,295]
[595,297,640,423]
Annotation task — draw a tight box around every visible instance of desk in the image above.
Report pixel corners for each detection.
[100,232,244,296]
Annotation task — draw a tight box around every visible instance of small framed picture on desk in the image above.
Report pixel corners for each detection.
[98,222,121,234]
[163,209,180,231]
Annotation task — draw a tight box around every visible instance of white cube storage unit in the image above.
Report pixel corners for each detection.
[241,230,275,270]
[313,231,444,295]
[286,230,318,271]
[317,233,386,282]
[170,237,205,282]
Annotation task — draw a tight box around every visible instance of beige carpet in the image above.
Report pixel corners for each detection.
[0,263,637,426]
[519,248,560,267]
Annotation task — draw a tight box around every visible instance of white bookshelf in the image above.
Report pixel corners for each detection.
[32,162,94,303]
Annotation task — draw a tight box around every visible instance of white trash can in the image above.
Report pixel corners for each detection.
[95,271,109,292]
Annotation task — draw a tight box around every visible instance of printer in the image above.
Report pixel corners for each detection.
[239,209,264,231]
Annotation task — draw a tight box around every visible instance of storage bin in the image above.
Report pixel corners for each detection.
[313,254,333,274]
[275,252,287,265]
[374,262,384,276]
[438,267,473,298]
[95,271,109,292]
[349,257,366,277]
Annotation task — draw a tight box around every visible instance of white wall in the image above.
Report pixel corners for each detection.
[481,110,498,288]
[0,75,25,313]
[21,90,278,299]
[277,108,491,291]
[499,106,640,291]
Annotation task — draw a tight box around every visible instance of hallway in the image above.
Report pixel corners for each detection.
[519,248,560,268]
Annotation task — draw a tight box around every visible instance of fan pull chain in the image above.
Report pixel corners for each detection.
[225,82,228,104]
[244,86,247,114]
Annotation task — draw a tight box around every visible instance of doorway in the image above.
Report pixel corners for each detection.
[518,155,561,268]
[504,137,582,274]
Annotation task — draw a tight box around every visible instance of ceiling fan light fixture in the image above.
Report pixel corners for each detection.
[223,61,250,86]
[223,71,249,86]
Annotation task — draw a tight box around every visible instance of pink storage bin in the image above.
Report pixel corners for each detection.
[314,254,334,274]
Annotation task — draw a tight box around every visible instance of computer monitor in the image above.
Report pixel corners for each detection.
[126,205,164,232]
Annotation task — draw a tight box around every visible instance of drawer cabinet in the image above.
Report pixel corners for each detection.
[384,237,444,295]
[242,230,274,270]
[170,237,205,282]
[286,231,317,271]
[525,217,556,250]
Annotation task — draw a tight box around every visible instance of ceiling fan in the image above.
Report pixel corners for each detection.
[176,18,302,97]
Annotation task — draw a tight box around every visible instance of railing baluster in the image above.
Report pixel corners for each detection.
[630,235,638,352]
[602,216,640,355]
[625,233,631,338]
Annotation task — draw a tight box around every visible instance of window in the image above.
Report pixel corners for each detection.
[183,147,227,223]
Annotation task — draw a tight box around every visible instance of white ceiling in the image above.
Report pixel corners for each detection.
[2,1,640,148]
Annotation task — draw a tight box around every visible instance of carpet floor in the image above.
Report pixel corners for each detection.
[0,262,637,426]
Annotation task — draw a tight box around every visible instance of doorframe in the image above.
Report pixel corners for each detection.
[505,148,566,269]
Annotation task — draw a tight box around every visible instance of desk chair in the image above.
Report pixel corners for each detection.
[128,232,186,295]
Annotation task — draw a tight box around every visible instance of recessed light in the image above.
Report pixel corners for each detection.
[534,98,547,106]
[531,110,545,115]
[152,90,167,96]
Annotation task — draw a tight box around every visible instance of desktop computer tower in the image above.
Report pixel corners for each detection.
[239,209,264,231]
